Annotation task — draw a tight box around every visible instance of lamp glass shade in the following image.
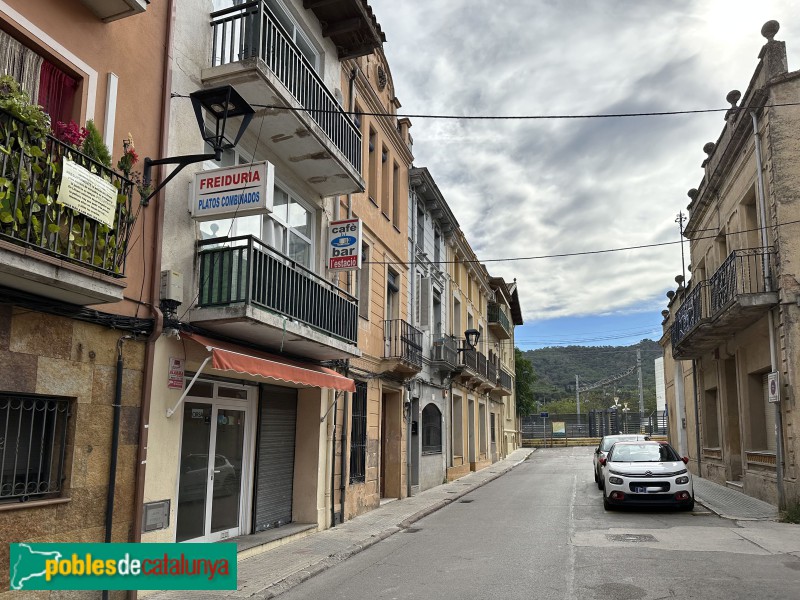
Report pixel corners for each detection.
[190,85,255,151]
[464,328,480,349]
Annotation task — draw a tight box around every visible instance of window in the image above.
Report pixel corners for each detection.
[358,243,370,319]
[263,0,320,70]
[422,404,442,454]
[392,162,400,227]
[381,146,390,216]
[368,129,378,203]
[434,229,441,266]
[0,394,71,503]
[703,389,720,448]
[416,206,425,252]
[349,382,368,483]
[386,268,399,319]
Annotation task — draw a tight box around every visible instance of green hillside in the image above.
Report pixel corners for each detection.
[522,339,662,415]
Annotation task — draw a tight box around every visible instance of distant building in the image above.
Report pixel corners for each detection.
[660,21,800,507]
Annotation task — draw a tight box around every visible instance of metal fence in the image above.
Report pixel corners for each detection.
[710,247,774,314]
[383,319,423,368]
[521,410,668,442]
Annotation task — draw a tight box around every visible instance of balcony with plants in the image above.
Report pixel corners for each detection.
[0,77,135,305]
[671,247,777,359]
[205,1,364,198]
[190,234,360,361]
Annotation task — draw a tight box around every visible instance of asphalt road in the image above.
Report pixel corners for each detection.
[280,447,800,600]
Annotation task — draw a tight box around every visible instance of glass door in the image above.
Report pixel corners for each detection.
[176,394,253,543]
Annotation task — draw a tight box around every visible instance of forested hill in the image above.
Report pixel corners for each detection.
[522,339,662,412]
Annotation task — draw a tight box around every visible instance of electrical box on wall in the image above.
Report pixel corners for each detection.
[142,500,170,532]
[160,270,183,304]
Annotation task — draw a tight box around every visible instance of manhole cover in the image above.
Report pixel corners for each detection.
[459,499,474,503]
[606,534,657,543]
[403,527,422,533]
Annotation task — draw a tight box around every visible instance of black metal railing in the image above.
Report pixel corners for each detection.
[476,351,488,380]
[0,395,70,502]
[197,235,358,344]
[488,302,511,335]
[383,319,423,368]
[432,334,458,369]
[486,359,498,385]
[710,247,775,315]
[499,367,513,391]
[0,109,134,277]
[457,339,478,372]
[349,382,367,484]
[671,281,711,345]
[210,1,362,173]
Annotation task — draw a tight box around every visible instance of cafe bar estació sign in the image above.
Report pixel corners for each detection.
[191,161,274,221]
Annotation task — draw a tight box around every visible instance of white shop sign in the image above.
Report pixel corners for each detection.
[191,161,273,221]
[327,218,362,271]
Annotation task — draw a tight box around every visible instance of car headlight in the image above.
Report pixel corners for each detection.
[609,476,624,485]
[676,476,689,485]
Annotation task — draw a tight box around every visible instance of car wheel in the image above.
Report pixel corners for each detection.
[593,470,598,483]
[681,499,695,512]
[603,494,613,511]
[597,476,603,490]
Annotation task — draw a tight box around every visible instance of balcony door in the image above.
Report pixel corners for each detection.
[176,382,256,543]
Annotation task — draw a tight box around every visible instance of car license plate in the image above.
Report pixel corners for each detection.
[633,486,662,494]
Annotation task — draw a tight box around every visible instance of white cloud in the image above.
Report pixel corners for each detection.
[370,0,800,322]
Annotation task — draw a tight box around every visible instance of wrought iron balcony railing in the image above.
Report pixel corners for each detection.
[0,108,134,277]
[488,302,511,335]
[476,350,488,379]
[486,359,498,384]
[432,334,459,369]
[499,367,513,391]
[383,319,423,368]
[210,1,362,173]
[197,235,358,344]
[671,281,710,346]
[458,342,478,372]
[710,247,775,314]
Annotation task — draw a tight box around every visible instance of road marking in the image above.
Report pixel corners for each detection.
[566,473,577,600]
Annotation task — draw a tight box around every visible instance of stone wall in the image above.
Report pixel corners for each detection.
[0,306,144,597]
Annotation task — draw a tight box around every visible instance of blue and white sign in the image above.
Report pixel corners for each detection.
[191,161,273,221]
[327,218,362,271]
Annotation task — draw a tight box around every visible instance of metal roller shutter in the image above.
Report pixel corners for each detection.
[762,374,776,452]
[254,386,297,531]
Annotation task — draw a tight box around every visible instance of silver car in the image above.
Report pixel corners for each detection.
[593,434,649,488]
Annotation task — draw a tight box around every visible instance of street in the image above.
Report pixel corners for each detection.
[279,447,800,600]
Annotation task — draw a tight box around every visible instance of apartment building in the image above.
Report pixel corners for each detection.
[140,0,384,547]
[660,21,800,507]
[0,0,168,593]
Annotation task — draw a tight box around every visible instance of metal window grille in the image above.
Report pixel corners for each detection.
[0,394,71,502]
[421,404,442,454]
[349,382,368,483]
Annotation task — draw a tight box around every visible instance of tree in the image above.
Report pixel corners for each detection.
[515,347,537,417]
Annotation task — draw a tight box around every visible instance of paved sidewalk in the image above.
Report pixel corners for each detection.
[147,448,535,600]
[694,477,779,520]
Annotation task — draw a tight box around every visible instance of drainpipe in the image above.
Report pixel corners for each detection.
[339,362,349,522]
[750,109,785,509]
[329,390,338,527]
[692,360,702,477]
[103,335,132,600]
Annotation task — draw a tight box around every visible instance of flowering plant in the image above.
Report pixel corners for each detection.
[117,134,139,176]
[54,120,88,148]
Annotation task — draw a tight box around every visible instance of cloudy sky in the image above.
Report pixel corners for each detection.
[369,0,800,349]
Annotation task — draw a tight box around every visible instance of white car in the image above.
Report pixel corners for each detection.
[593,434,649,488]
[600,441,694,511]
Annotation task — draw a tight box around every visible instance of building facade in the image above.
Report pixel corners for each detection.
[140,0,383,549]
[0,0,168,595]
[660,21,800,507]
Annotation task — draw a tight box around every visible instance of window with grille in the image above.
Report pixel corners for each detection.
[0,394,71,503]
[422,404,442,454]
[349,382,368,483]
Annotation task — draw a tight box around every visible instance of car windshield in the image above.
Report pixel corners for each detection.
[600,435,642,452]
[610,444,679,463]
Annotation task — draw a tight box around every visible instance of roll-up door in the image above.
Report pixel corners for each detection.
[254,386,297,531]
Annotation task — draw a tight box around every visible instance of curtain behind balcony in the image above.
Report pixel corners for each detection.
[38,59,77,124]
[0,29,43,101]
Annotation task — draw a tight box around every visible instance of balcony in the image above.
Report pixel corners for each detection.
[0,109,133,305]
[189,235,359,360]
[454,342,494,388]
[382,319,423,374]
[78,0,147,23]
[488,302,511,339]
[431,335,458,371]
[486,359,498,388]
[671,248,778,360]
[496,367,513,395]
[205,1,364,197]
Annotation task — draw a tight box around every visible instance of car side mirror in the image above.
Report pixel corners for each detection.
[599,457,607,466]
[681,456,689,464]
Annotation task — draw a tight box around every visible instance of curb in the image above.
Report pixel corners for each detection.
[257,452,533,599]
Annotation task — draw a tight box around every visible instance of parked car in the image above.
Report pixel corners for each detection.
[599,441,694,511]
[593,434,649,488]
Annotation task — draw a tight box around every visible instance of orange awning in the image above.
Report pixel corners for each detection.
[184,332,356,393]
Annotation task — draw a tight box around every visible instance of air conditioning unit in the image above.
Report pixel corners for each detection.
[79,0,148,23]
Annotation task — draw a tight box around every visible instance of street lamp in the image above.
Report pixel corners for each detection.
[141,84,255,205]
[456,328,481,358]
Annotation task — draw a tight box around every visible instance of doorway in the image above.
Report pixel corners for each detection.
[380,390,402,499]
[175,383,256,542]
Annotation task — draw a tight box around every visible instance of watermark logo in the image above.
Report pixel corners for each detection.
[9,543,237,591]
